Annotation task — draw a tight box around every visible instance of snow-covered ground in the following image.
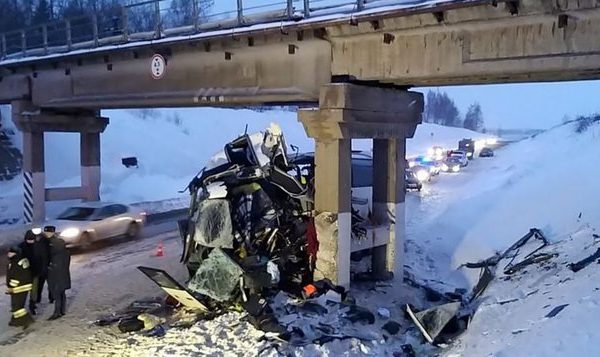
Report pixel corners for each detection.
[0,105,490,229]
[403,118,600,356]
[406,118,600,287]
[0,118,600,356]
[1,118,596,356]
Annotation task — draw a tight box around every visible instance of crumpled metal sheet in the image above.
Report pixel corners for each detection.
[187,248,243,302]
[193,199,234,249]
[406,302,461,344]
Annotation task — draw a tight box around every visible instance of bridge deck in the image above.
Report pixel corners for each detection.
[0,0,481,66]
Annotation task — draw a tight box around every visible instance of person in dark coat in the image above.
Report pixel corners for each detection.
[6,246,35,329]
[43,226,71,320]
[19,229,51,315]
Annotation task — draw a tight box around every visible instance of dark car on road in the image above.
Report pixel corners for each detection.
[479,147,494,157]
[405,169,422,191]
[441,157,462,173]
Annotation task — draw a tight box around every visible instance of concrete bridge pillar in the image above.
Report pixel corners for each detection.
[299,83,423,287]
[81,132,101,201]
[12,101,108,223]
[372,138,406,280]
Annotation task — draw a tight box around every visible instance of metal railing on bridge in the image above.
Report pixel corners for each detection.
[0,0,407,61]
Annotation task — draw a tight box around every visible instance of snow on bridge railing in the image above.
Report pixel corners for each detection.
[0,0,421,61]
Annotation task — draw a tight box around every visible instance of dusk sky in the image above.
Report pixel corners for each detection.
[424,81,600,130]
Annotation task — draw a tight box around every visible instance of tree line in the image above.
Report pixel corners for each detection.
[0,0,214,35]
[424,90,485,132]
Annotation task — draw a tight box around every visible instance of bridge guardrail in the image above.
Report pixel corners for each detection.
[0,0,391,61]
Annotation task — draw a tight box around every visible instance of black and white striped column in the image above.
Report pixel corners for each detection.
[23,171,34,224]
[21,131,45,224]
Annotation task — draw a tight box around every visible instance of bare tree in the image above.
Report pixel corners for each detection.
[463,102,484,132]
[166,0,214,27]
[424,90,462,127]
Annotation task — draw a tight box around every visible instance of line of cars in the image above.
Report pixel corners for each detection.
[406,138,496,191]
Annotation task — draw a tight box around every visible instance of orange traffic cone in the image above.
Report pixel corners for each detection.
[155,242,164,257]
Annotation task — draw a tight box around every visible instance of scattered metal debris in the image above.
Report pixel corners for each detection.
[405,302,462,344]
[394,344,416,357]
[378,307,391,319]
[404,228,555,346]
[382,321,402,335]
[568,248,600,272]
[545,304,569,318]
[512,328,529,335]
[504,253,558,275]
[470,266,494,302]
[137,266,207,310]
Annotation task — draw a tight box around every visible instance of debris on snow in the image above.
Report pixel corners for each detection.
[377,307,391,319]
[568,247,600,272]
[405,302,463,344]
[138,266,208,310]
[382,321,402,335]
[545,304,569,318]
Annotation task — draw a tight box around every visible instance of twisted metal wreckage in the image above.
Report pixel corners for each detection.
[181,124,316,303]
[175,124,369,332]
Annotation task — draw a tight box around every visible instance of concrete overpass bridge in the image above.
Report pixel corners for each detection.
[1,0,600,286]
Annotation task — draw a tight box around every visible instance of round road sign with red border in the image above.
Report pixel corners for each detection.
[150,54,166,79]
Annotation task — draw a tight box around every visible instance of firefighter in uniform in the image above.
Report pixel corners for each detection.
[19,229,50,315]
[6,246,35,328]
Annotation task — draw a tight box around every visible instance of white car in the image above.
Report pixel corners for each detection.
[39,202,146,247]
[449,150,469,167]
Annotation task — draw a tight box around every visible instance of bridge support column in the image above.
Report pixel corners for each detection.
[312,138,352,287]
[299,83,423,287]
[81,132,101,201]
[22,130,45,223]
[372,138,406,280]
[12,101,108,223]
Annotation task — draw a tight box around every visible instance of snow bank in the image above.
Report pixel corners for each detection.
[448,216,600,356]
[400,119,600,356]
[407,119,600,288]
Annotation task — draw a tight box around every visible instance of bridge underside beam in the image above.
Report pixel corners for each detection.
[330,1,600,86]
[0,75,30,103]
[2,31,331,108]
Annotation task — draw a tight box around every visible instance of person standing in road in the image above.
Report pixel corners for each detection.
[6,246,35,329]
[19,229,51,315]
[43,226,71,320]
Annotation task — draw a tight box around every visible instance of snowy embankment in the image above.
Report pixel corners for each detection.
[0,104,489,229]
[410,119,600,280]
[404,119,600,356]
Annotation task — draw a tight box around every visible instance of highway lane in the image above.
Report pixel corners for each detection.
[0,210,187,277]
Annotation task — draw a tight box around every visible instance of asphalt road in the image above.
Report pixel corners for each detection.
[0,210,187,277]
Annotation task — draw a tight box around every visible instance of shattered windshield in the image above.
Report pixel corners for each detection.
[57,207,97,221]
